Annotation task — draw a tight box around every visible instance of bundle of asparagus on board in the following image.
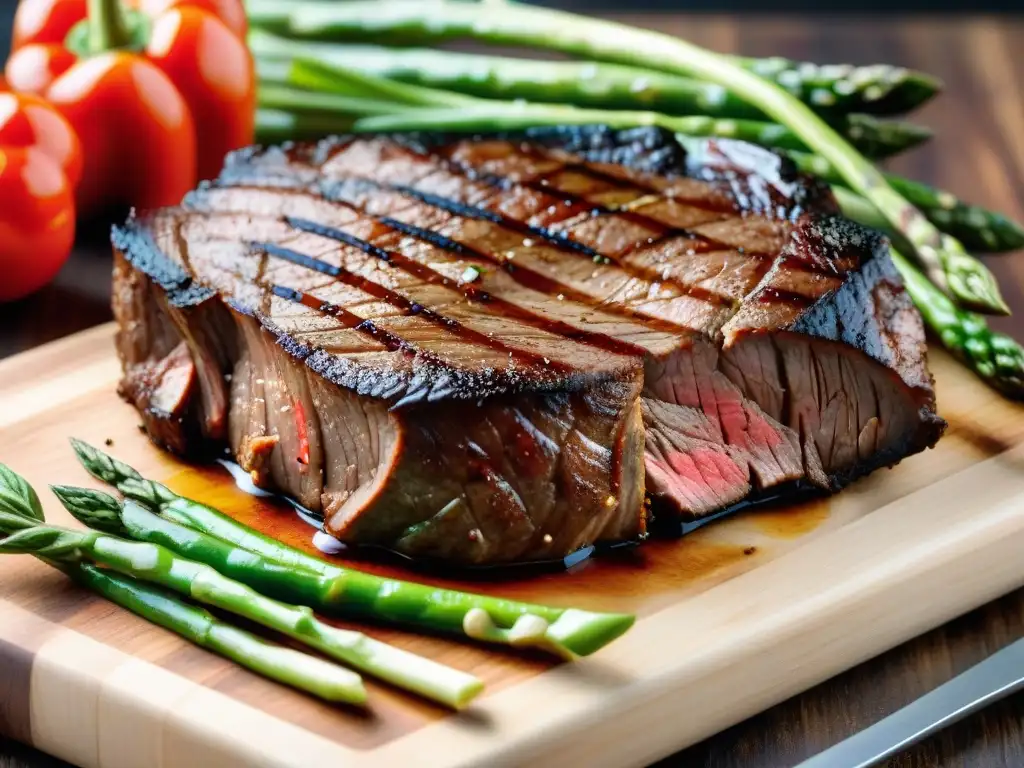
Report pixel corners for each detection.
[244,0,1024,399]
[0,443,635,709]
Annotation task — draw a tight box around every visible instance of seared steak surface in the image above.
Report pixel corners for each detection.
[112,127,944,565]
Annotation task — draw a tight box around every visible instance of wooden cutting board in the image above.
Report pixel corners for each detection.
[1,323,1023,768]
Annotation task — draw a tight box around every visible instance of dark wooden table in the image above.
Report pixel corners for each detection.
[2,11,1024,768]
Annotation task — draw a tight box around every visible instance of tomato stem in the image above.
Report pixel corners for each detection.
[87,0,133,52]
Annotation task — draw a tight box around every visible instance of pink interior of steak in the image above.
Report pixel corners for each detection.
[112,130,943,564]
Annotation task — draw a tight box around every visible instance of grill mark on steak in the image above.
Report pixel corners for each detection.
[257,239,571,373]
[371,163,741,311]
[454,144,740,229]
[419,142,740,255]
[375,216,666,348]
[337,139,842,317]
[393,139,750,303]
[286,215,648,357]
[314,179,710,336]
[270,284,417,356]
[190,171,705,341]
[178,189,686,372]
[387,182,603,258]
[757,286,815,308]
[206,154,740,335]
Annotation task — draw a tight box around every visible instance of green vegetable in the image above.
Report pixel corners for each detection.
[892,250,1024,398]
[245,7,942,116]
[255,108,358,143]
[784,148,1024,253]
[0,469,367,706]
[0,464,43,521]
[275,59,932,160]
[0,486,482,710]
[2,500,483,709]
[250,30,937,120]
[833,190,1024,397]
[732,55,942,116]
[258,84,402,118]
[69,440,636,659]
[252,0,1004,313]
[68,564,369,705]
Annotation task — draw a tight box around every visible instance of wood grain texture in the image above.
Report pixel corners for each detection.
[0,12,1023,768]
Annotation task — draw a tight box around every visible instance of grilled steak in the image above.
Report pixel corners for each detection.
[111,127,945,566]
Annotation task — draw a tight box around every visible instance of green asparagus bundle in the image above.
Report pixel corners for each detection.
[69,440,635,659]
[250,30,938,121]
[245,4,942,117]
[254,107,359,144]
[0,466,367,705]
[275,59,931,159]
[249,0,1006,315]
[0,488,483,709]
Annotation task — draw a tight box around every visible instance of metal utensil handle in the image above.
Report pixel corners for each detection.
[795,637,1024,768]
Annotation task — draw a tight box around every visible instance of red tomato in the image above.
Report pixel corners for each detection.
[0,146,76,302]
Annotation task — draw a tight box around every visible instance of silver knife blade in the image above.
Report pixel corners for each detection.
[794,637,1024,768]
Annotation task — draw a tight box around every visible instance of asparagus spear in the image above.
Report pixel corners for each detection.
[245,4,942,116]
[734,56,943,116]
[0,496,482,709]
[0,471,367,705]
[283,59,932,159]
[0,463,43,521]
[254,0,1004,313]
[68,565,370,705]
[255,108,359,145]
[783,148,1024,253]
[250,30,935,120]
[257,84,406,118]
[892,250,1024,397]
[69,440,635,659]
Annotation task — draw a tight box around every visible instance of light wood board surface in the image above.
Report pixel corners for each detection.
[0,323,1022,768]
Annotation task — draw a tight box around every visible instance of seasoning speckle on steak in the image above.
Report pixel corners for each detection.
[110,126,944,566]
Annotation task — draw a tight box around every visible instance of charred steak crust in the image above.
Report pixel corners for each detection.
[111,126,944,565]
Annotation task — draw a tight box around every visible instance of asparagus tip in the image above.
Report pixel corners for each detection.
[69,438,144,485]
[452,677,486,710]
[906,69,944,103]
[0,463,45,522]
[545,609,636,658]
[950,273,1012,316]
[0,526,77,557]
[50,485,129,536]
